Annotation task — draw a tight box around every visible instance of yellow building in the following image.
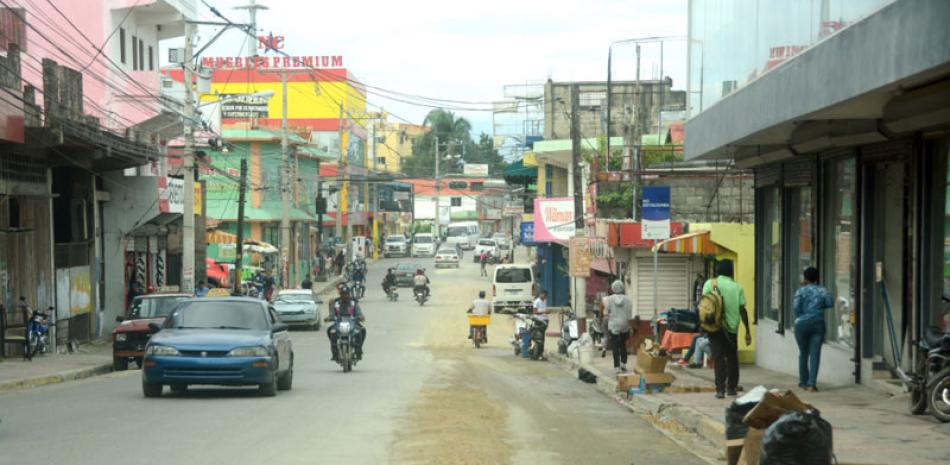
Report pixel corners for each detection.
[369,114,428,173]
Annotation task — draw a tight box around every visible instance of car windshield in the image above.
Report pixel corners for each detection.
[478,239,495,246]
[496,268,532,283]
[165,301,267,330]
[275,294,314,303]
[415,236,433,243]
[437,247,456,254]
[386,236,405,243]
[130,296,188,319]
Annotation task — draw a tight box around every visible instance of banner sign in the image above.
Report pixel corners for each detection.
[533,197,575,242]
[220,94,270,119]
[642,186,671,240]
[569,237,591,277]
[463,163,489,177]
[520,221,536,246]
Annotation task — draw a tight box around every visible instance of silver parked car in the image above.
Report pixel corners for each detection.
[272,289,322,329]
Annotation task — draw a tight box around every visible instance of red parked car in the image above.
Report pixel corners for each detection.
[112,293,190,370]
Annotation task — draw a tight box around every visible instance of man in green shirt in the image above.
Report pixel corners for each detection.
[702,259,752,398]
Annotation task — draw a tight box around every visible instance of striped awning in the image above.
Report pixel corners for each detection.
[651,231,720,255]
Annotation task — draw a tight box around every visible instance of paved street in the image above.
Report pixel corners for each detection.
[0,256,707,465]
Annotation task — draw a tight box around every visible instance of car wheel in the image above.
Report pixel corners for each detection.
[113,357,128,371]
[278,358,294,391]
[170,383,188,393]
[259,375,278,397]
[142,381,163,398]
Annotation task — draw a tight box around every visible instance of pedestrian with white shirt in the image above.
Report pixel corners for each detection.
[606,280,633,372]
[532,290,549,354]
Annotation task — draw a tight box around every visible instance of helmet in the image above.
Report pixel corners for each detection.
[339,284,351,295]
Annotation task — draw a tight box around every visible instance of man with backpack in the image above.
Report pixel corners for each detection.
[699,259,752,399]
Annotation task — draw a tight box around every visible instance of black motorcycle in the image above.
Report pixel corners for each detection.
[511,313,548,360]
[330,316,361,373]
[385,285,398,302]
[901,324,950,422]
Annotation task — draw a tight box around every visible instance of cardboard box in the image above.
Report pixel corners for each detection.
[618,372,676,392]
[637,349,670,374]
[617,372,640,391]
[736,427,765,465]
[743,390,814,429]
[638,371,675,385]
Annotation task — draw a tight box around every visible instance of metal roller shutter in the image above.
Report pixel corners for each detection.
[635,256,690,317]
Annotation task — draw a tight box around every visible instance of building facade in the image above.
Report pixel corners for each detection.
[685,0,950,385]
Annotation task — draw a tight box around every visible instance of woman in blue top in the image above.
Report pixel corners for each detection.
[793,266,834,391]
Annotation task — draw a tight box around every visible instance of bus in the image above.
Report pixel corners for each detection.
[445,221,480,251]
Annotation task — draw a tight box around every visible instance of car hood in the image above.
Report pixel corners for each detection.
[113,317,165,334]
[149,329,270,351]
[273,303,316,313]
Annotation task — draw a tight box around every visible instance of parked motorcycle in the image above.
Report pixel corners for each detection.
[26,309,50,360]
[899,324,950,422]
[332,316,361,373]
[557,311,579,355]
[414,287,428,306]
[511,313,548,360]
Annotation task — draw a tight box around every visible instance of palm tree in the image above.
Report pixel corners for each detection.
[402,109,473,177]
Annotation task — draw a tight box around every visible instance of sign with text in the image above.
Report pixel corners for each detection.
[463,163,489,177]
[569,237,591,277]
[520,221,536,246]
[219,94,270,119]
[533,197,575,242]
[642,186,671,240]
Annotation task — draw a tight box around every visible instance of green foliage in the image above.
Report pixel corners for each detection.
[401,109,503,177]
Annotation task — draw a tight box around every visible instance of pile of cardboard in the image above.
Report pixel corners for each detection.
[616,338,676,394]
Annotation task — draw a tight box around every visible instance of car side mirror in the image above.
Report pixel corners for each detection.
[148,322,162,333]
[272,322,289,333]
[116,315,125,323]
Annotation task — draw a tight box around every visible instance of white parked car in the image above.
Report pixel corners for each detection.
[434,245,460,268]
[412,233,436,257]
[384,235,408,258]
[473,238,499,262]
[272,289,322,329]
[492,265,535,313]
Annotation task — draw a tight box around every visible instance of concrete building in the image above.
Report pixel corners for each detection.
[369,114,428,174]
[685,0,950,385]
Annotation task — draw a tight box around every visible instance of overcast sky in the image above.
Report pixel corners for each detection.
[192,0,688,136]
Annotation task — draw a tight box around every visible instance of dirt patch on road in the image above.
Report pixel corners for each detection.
[389,353,512,465]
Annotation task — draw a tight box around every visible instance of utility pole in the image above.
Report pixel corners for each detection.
[631,44,643,221]
[235,0,267,55]
[335,103,344,241]
[181,21,196,294]
[280,70,291,288]
[233,158,248,294]
[570,84,587,340]
[434,135,440,239]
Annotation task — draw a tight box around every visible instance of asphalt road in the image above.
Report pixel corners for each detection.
[0,252,708,465]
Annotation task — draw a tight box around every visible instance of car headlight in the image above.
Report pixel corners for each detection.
[114,333,127,342]
[227,346,271,357]
[145,345,180,356]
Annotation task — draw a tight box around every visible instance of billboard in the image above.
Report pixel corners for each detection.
[533,197,575,242]
[463,164,489,177]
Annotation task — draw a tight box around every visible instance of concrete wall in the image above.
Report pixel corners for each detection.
[544,80,686,141]
[639,171,754,223]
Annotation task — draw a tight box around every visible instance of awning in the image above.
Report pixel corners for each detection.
[590,257,614,274]
[651,230,720,255]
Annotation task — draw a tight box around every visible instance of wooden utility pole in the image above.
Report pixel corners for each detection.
[233,158,248,294]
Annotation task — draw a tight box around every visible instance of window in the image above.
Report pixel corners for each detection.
[784,186,813,328]
[471,182,484,191]
[376,157,386,165]
[131,36,138,70]
[759,186,782,321]
[451,197,462,207]
[148,45,154,71]
[8,197,19,228]
[821,157,857,346]
[495,267,532,283]
[579,91,606,107]
[119,28,126,64]
[139,39,144,71]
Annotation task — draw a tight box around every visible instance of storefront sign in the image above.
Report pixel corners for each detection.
[202,35,343,69]
[220,94,270,119]
[569,237,591,277]
[642,186,671,240]
[520,221,536,246]
[533,197,575,242]
[463,164,489,177]
[158,178,202,215]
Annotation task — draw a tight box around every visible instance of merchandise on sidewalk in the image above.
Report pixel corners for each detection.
[635,339,670,374]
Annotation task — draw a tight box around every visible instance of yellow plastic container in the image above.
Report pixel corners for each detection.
[467,315,491,326]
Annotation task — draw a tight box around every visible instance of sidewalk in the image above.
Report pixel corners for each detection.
[0,341,112,394]
[548,342,950,465]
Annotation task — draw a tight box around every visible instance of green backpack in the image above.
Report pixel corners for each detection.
[697,279,724,333]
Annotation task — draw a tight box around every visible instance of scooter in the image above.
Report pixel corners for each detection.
[510,313,548,360]
[558,311,579,355]
[899,324,950,422]
[414,286,428,306]
[26,310,50,360]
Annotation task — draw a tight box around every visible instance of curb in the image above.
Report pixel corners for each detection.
[0,363,113,394]
[546,350,724,463]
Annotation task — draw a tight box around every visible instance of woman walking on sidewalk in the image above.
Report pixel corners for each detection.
[606,280,633,373]
[793,266,833,392]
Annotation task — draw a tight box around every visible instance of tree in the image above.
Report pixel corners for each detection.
[401,109,503,177]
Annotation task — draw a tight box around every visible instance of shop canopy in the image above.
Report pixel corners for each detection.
[650,230,721,255]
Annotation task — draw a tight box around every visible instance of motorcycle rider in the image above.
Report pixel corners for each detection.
[351,265,366,298]
[382,268,396,296]
[413,269,430,298]
[467,290,492,340]
[326,285,366,361]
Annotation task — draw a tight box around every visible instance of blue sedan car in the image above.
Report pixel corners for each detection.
[141,297,294,397]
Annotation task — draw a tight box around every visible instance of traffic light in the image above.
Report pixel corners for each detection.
[315,196,327,214]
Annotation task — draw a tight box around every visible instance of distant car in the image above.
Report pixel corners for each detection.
[434,245,460,268]
[473,238,499,262]
[272,289,322,329]
[384,235,408,258]
[141,297,294,398]
[112,293,191,371]
[394,262,423,287]
[491,233,510,248]
[412,233,436,257]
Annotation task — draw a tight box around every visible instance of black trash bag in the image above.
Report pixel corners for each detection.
[724,399,758,440]
[578,368,597,384]
[760,410,833,465]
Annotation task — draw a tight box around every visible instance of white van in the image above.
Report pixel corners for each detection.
[411,233,436,257]
[445,221,480,250]
[492,264,535,313]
